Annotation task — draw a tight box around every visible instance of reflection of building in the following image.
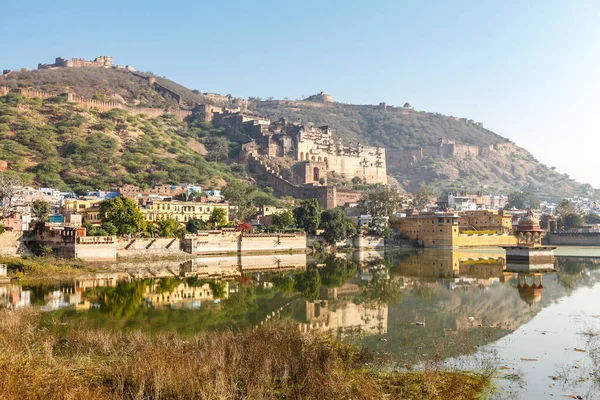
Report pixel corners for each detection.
[145,280,229,309]
[396,248,505,284]
[0,285,31,309]
[516,273,544,306]
[297,300,388,337]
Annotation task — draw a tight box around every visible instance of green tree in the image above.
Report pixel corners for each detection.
[294,268,321,300]
[412,185,437,210]
[319,256,357,288]
[584,213,600,224]
[359,185,400,217]
[186,218,209,233]
[505,191,541,209]
[557,199,577,216]
[99,197,146,235]
[271,210,295,231]
[351,176,362,185]
[293,199,321,234]
[562,213,584,228]
[208,208,227,229]
[208,280,227,299]
[100,222,118,235]
[31,200,50,221]
[319,208,357,245]
[155,218,185,237]
[222,179,256,222]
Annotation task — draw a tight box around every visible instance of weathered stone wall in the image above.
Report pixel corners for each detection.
[0,86,192,121]
[547,233,600,246]
[352,235,385,248]
[76,242,117,261]
[454,233,517,247]
[116,237,186,259]
[240,233,306,254]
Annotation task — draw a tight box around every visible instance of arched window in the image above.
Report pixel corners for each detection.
[311,156,316,161]
[313,167,320,182]
[300,152,304,160]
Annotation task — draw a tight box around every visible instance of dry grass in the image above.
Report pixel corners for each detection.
[0,309,492,400]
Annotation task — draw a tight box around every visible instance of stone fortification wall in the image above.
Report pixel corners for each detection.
[240,233,306,254]
[131,72,182,105]
[0,86,192,121]
[256,100,330,109]
[547,233,600,246]
[193,231,241,254]
[247,152,337,209]
[116,237,187,259]
[386,140,515,168]
[66,93,192,120]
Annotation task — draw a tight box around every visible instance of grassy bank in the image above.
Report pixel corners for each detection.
[0,255,98,281]
[0,309,492,400]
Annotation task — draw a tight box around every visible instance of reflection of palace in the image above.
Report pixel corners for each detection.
[298,301,388,337]
[145,281,229,309]
[297,283,388,337]
[516,273,544,306]
[396,248,505,284]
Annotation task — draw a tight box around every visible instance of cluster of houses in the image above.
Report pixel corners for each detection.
[1,184,233,233]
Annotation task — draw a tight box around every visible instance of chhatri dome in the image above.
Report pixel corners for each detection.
[516,215,542,246]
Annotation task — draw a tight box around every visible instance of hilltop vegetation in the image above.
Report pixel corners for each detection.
[0,67,596,199]
[0,93,246,193]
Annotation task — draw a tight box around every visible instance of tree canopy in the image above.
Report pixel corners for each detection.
[222,179,256,222]
[99,197,146,235]
[359,185,400,218]
[31,200,50,221]
[319,208,357,244]
[208,208,228,228]
[505,191,541,209]
[293,199,321,234]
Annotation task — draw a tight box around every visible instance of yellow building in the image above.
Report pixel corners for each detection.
[458,210,512,234]
[141,200,229,223]
[395,212,517,248]
[60,198,102,224]
[396,212,460,247]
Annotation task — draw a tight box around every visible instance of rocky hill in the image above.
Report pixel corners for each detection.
[251,100,596,201]
[0,90,247,193]
[0,67,596,201]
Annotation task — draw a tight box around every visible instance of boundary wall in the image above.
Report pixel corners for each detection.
[0,86,192,121]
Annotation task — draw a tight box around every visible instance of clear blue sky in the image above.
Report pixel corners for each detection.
[3,0,600,187]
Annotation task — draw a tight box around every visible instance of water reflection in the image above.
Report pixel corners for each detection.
[1,249,599,363]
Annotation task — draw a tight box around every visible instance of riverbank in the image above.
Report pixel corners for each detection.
[0,255,98,281]
[0,309,492,400]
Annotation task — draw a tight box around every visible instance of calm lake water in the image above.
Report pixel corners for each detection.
[2,247,599,399]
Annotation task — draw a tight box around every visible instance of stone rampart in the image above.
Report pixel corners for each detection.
[248,152,330,207]
[547,233,600,246]
[0,86,192,121]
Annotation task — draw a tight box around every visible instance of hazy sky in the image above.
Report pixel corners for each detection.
[3,1,600,186]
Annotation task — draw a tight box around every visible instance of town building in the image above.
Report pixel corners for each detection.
[395,211,518,248]
[140,199,229,223]
[458,210,512,234]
